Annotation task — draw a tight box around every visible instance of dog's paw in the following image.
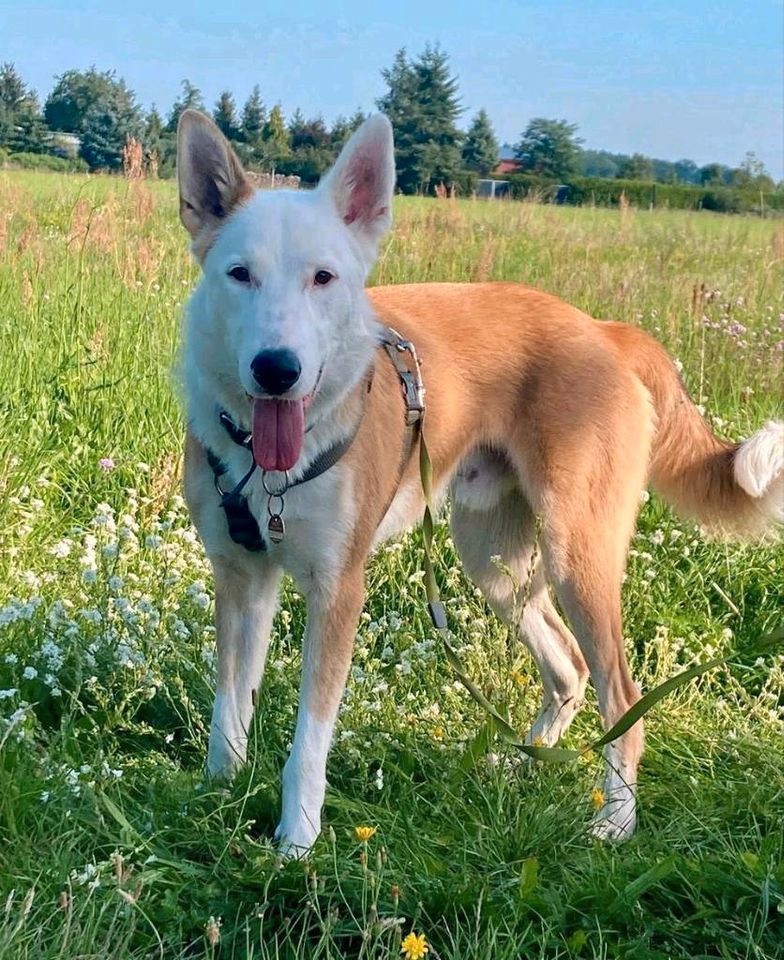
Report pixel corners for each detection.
[589,790,637,843]
[274,819,318,859]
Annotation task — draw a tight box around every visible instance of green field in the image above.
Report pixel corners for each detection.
[0,171,782,959]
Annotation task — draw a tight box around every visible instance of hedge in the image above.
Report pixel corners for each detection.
[496,173,784,214]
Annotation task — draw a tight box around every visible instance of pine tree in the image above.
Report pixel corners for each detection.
[241,85,265,145]
[377,45,463,194]
[261,104,289,165]
[166,80,204,132]
[462,109,499,175]
[0,62,47,153]
[213,90,241,141]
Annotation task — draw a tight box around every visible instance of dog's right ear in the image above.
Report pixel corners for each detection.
[177,110,252,244]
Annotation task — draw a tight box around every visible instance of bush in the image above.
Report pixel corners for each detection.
[2,151,89,173]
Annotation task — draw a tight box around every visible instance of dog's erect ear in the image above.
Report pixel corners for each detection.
[318,114,395,255]
[177,109,252,242]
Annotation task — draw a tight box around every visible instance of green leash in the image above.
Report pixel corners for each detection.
[416,417,783,764]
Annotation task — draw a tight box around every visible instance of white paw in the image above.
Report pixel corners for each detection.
[589,788,637,843]
[274,818,319,859]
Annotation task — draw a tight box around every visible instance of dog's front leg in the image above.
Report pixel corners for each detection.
[207,557,283,778]
[275,563,365,856]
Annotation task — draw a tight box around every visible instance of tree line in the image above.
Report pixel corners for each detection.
[0,50,778,194]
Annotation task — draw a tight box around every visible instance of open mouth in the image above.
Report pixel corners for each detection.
[246,365,324,472]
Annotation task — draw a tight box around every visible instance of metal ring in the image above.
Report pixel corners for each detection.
[261,470,290,497]
[267,494,285,518]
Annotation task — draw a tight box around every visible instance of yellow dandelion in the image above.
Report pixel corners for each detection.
[591,787,605,811]
[401,931,429,960]
[432,725,444,741]
[354,825,377,842]
[511,670,526,686]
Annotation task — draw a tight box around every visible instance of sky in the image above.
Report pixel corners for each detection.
[3,0,783,177]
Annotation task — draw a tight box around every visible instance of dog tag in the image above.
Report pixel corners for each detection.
[267,514,285,543]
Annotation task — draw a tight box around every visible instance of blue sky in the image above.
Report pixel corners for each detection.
[3,0,782,176]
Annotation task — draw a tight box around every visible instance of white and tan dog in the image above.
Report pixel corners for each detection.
[177,110,783,854]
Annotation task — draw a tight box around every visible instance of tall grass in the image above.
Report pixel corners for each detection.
[0,171,782,959]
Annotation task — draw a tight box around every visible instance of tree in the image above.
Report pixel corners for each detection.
[699,163,732,186]
[616,152,654,181]
[377,45,463,194]
[45,68,139,137]
[579,149,620,179]
[673,158,700,184]
[283,112,333,181]
[241,85,265,145]
[79,94,142,170]
[260,104,290,166]
[514,118,582,180]
[731,152,774,190]
[461,109,499,175]
[166,80,204,132]
[213,90,241,141]
[0,62,47,153]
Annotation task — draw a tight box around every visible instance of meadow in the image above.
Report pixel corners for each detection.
[0,170,782,959]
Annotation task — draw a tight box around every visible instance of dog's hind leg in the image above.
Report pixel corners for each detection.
[207,558,283,778]
[451,453,589,747]
[533,382,654,841]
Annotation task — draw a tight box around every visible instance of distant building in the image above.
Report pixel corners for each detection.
[493,145,522,176]
[49,132,81,158]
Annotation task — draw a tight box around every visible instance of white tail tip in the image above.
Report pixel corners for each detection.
[734,421,784,520]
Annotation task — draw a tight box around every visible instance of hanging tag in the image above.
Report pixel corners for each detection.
[267,514,285,543]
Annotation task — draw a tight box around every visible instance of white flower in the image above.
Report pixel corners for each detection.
[0,688,18,700]
[40,791,51,803]
[50,540,72,559]
[4,654,18,665]
[22,666,37,680]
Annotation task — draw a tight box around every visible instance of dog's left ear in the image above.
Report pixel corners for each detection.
[318,114,395,257]
[177,109,252,246]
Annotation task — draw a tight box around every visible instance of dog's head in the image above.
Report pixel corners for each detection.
[177,110,395,470]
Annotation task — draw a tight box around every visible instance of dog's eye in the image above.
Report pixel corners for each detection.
[314,270,334,286]
[228,265,251,283]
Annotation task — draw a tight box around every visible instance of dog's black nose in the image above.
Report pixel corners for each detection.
[250,349,301,395]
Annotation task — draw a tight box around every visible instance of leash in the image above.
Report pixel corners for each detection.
[205,332,783,754]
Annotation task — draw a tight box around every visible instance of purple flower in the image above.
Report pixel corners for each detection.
[99,458,115,472]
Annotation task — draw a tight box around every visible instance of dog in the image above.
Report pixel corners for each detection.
[176,109,783,854]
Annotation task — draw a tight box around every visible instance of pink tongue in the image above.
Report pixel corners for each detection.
[252,398,305,472]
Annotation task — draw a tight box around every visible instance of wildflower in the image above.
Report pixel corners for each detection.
[22,666,37,680]
[401,931,429,959]
[99,458,115,471]
[432,725,444,742]
[354,825,377,842]
[591,787,605,810]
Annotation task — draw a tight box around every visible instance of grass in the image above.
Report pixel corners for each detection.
[0,170,782,959]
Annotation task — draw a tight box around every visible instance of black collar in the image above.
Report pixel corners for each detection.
[205,372,372,551]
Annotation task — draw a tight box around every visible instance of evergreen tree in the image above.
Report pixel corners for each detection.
[213,90,241,141]
[79,95,142,169]
[241,85,265,145]
[260,104,290,166]
[166,80,204,132]
[515,118,582,180]
[0,62,47,153]
[377,45,463,194]
[461,109,499,175]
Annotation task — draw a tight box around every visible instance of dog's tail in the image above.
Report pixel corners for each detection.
[605,322,783,538]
